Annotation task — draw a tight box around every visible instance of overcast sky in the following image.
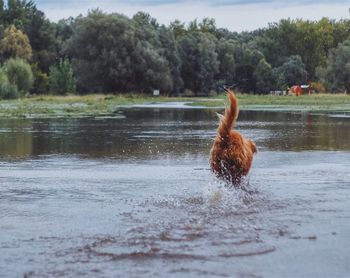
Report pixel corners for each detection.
[36,0,349,32]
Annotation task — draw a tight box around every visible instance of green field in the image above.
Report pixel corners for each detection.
[0,93,349,118]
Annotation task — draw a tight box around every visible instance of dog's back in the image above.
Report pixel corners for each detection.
[210,89,256,185]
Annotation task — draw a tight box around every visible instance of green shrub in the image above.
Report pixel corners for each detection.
[0,69,19,99]
[31,63,49,94]
[49,58,76,95]
[209,90,218,97]
[3,58,34,94]
[182,89,195,97]
[310,81,326,94]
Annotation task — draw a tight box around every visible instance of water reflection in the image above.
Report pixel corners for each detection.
[0,109,349,161]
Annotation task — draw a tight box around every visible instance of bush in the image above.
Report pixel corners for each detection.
[209,90,218,97]
[49,58,76,95]
[182,89,195,97]
[3,58,34,95]
[310,81,326,94]
[31,63,49,94]
[0,69,19,99]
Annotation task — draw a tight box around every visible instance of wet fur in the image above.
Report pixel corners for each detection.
[210,89,257,185]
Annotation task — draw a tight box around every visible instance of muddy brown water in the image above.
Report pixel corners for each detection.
[0,108,350,277]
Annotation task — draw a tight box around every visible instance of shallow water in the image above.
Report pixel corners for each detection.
[0,109,350,277]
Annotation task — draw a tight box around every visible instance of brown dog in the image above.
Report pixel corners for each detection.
[210,88,257,185]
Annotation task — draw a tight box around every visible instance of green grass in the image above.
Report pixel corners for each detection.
[0,94,193,118]
[0,93,349,118]
[190,93,350,112]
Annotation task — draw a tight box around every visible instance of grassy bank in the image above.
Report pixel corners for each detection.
[191,93,350,113]
[0,94,193,118]
[0,93,349,118]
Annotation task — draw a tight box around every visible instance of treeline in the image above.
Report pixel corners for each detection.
[0,0,349,98]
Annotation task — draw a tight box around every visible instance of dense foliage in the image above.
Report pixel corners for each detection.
[0,67,18,98]
[0,0,349,98]
[0,25,32,61]
[3,58,33,94]
[48,58,75,95]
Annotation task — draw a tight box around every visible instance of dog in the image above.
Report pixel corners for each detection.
[210,88,257,186]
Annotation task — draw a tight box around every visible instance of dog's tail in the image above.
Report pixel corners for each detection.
[217,89,239,139]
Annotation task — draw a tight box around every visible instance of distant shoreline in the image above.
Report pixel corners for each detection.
[0,94,349,118]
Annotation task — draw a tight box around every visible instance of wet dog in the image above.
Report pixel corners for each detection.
[210,88,257,186]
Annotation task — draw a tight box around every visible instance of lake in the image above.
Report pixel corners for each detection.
[1,107,350,277]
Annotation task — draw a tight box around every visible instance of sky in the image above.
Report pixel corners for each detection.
[36,0,350,32]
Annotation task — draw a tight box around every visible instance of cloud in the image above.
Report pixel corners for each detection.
[36,0,350,31]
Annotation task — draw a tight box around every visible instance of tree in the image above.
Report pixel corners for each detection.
[48,58,76,95]
[0,67,19,99]
[216,39,237,87]
[277,55,307,86]
[169,20,186,39]
[256,19,298,68]
[0,24,32,61]
[0,0,4,22]
[55,17,75,46]
[131,12,173,93]
[132,11,159,29]
[2,0,58,72]
[26,12,57,72]
[256,18,350,81]
[233,44,264,92]
[65,10,133,92]
[272,67,288,90]
[65,10,173,94]
[158,26,183,95]
[6,0,36,27]
[321,39,350,93]
[131,41,173,93]
[31,62,48,94]
[198,18,217,35]
[294,19,326,79]
[178,31,219,95]
[254,59,275,94]
[3,58,34,94]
